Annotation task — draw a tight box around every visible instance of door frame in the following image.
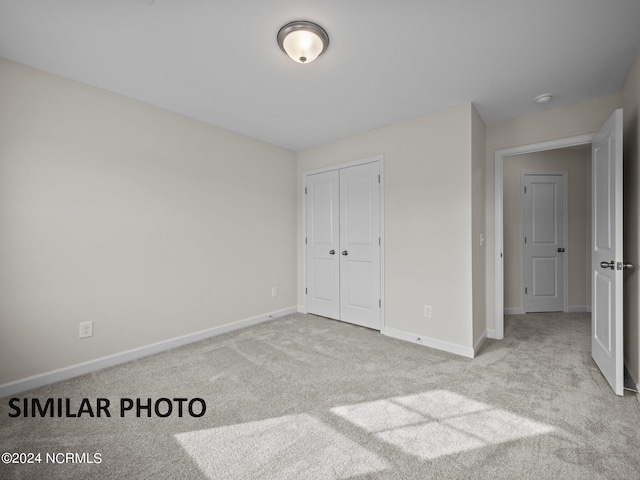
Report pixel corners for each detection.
[494,135,593,339]
[520,171,569,314]
[302,155,385,328]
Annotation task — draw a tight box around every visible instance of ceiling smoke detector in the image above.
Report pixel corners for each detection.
[535,93,553,104]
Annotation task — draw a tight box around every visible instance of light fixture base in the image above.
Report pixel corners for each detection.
[277,20,329,64]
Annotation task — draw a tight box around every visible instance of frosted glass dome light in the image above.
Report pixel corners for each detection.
[277,21,329,64]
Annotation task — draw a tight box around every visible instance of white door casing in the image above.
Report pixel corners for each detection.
[304,159,382,330]
[522,173,567,313]
[591,108,624,396]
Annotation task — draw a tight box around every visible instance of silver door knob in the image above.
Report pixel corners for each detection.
[329,250,335,255]
[600,261,615,269]
[342,250,348,256]
[624,262,635,270]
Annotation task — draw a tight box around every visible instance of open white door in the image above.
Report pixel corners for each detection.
[591,108,623,396]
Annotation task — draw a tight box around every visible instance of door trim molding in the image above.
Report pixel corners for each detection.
[520,171,569,313]
[494,134,593,339]
[302,155,385,329]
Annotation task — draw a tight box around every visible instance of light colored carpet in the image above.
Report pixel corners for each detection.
[1,312,639,479]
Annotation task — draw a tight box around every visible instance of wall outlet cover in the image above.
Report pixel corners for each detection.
[79,321,93,339]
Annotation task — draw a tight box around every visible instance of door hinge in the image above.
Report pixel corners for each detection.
[379,237,381,246]
[378,174,380,184]
[524,237,527,244]
[305,237,307,245]
[525,287,528,294]
[379,299,381,308]
[305,288,308,294]
[305,187,307,194]
[524,186,527,194]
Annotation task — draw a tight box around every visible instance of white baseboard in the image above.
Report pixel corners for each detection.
[505,306,592,315]
[381,327,474,359]
[486,329,499,339]
[0,306,298,399]
[568,306,592,313]
[474,331,488,356]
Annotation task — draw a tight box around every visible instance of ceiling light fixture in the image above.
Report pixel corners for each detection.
[277,20,329,64]
[535,93,553,104]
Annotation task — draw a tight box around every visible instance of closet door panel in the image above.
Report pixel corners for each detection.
[306,170,340,319]
[339,163,381,329]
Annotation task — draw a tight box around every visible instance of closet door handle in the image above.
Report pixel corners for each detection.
[329,250,335,255]
[342,250,348,256]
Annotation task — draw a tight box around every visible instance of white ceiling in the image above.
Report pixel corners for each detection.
[1,0,639,151]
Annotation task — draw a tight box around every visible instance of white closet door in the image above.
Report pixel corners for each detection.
[339,163,381,329]
[305,161,382,330]
[306,170,340,319]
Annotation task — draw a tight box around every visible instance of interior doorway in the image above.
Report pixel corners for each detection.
[493,134,594,338]
[495,110,626,396]
[502,147,591,317]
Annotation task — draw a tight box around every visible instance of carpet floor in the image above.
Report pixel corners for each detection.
[1,312,639,479]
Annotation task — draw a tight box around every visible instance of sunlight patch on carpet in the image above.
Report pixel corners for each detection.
[174,414,389,479]
[331,390,554,460]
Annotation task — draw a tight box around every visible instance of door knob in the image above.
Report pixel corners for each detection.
[623,262,635,270]
[342,250,348,256]
[329,250,335,255]
[600,261,615,269]
[557,248,565,252]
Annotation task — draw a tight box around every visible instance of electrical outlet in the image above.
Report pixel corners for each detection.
[79,321,93,339]
[424,305,432,318]
[272,287,278,297]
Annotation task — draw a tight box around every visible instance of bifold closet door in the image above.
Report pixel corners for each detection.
[306,162,381,330]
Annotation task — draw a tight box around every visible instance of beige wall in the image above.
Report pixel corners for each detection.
[621,53,640,384]
[503,148,591,312]
[472,107,486,347]
[0,58,297,385]
[485,94,622,334]
[297,104,478,353]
